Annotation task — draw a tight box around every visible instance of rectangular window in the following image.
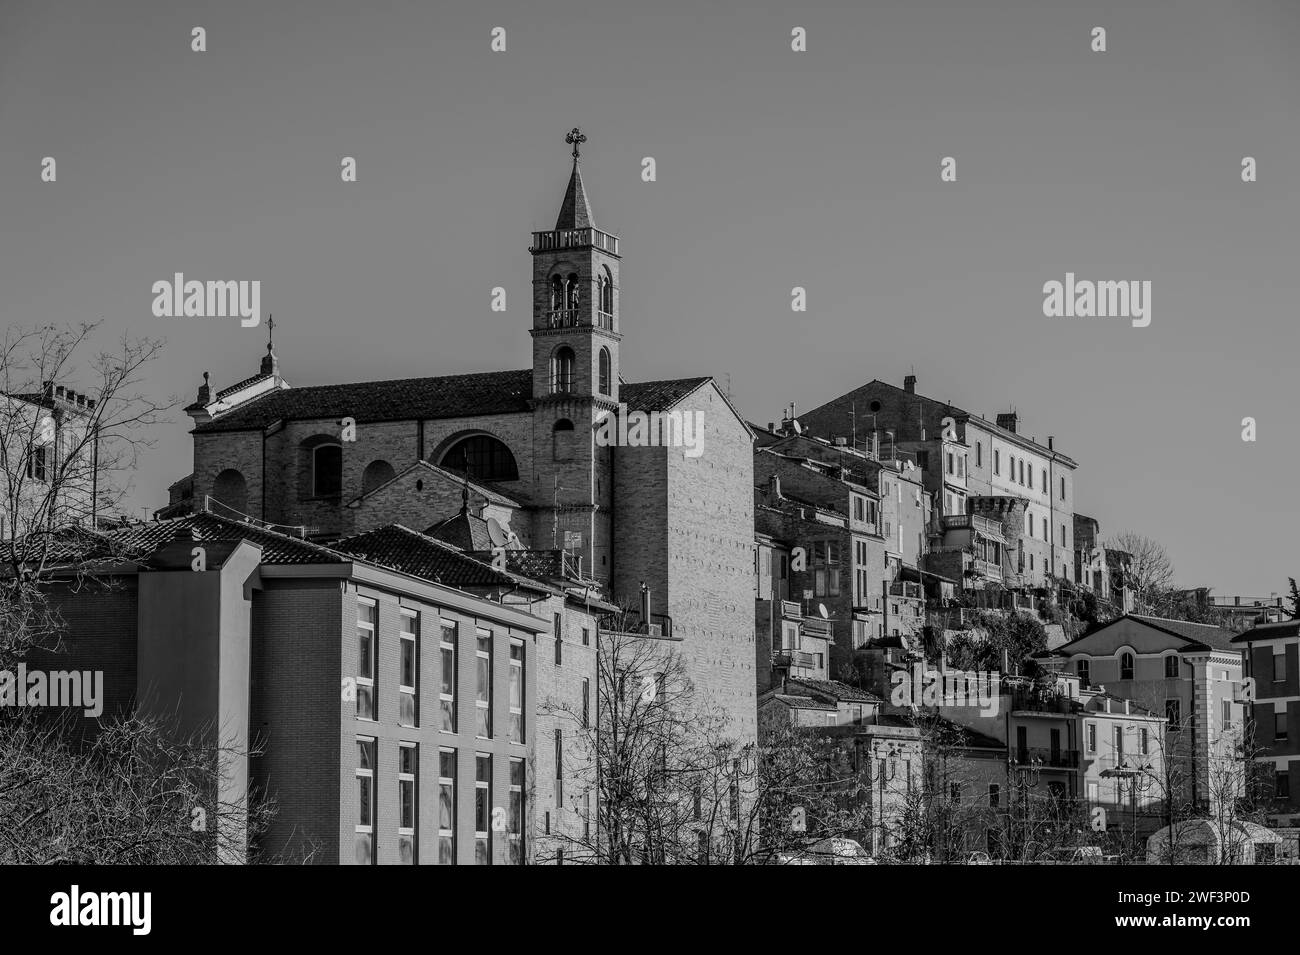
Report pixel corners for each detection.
[582,627,590,647]
[976,442,982,468]
[508,758,525,865]
[399,610,418,728]
[440,620,457,733]
[1276,650,1288,682]
[946,452,954,475]
[957,455,965,478]
[1060,476,1066,500]
[988,783,999,808]
[1278,772,1291,800]
[582,677,590,728]
[1222,699,1232,728]
[476,629,492,738]
[26,445,47,482]
[398,743,417,864]
[1019,460,1025,485]
[357,600,377,720]
[1086,723,1097,753]
[853,495,865,522]
[438,748,456,864]
[814,540,840,597]
[1140,728,1149,754]
[1277,710,1289,741]
[553,613,563,665]
[474,754,491,865]
[509,639,524,744]
[1041,468,1047,492]
[1166,699,1181,727]
[1164,655,1180,678]
[1113,725,1124,756]
[554,729,564,805]
[356,737,376,865]
[1077,659,1090,688]
[993,449,1000,476]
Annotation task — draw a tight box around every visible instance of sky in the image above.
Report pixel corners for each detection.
[1,0,1296,595]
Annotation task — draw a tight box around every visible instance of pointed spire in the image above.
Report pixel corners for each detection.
[260,314,279,377]
[555,128,594,230]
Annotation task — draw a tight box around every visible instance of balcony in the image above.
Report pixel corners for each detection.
[774,649,819,669]
[1010,688,1079,715]
[530,227,620,255]
[780,599,803,620]
[802,616,833,639]
[889,581,923,600]
[599,611,674,641]
[972,558,1003,580]
[1012,747,1081,770]
[942,514,1005,540]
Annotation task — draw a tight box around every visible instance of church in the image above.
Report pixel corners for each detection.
[169,130,758,745]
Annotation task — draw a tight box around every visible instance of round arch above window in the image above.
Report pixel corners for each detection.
[212,468,248,516]
[437,433,519,482]
[361,459,396,495]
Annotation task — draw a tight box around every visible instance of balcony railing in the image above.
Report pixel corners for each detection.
[889,581,923,600]
[530,227,620,254]
[774,649,819,669]
[802,616,833,639]
[1010,688,1079,715]
[599,611,673,640]
[1012,747,1081,769]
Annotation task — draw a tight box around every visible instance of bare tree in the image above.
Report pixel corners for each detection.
[1105,532,1174,616]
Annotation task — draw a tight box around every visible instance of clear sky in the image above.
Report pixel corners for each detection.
[1,0,1296,595]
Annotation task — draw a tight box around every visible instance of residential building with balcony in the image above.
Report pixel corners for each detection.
[795,374,1078,589]
[1048,615,1243,810]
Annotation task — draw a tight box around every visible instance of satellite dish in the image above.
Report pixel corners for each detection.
[791,419,803,434]
[486,517,507,548]
[817,603,829,619]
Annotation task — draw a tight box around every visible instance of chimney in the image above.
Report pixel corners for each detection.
[996,412,1019,434]
[903,375,916,394]
[768,473,782,500]
[1047,436,1055,451]
[640,582,652,624]
[767,422,775,433]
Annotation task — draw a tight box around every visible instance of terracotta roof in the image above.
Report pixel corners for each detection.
[346,461,522,509]
[1,513,348,568]
[334,524,551,593]
[425,511,496,551]
[766,694,837,712]
[1232,619,1300,643]
[1059,614,1241,654]
[193,369,711,434]
[216,372,272,399]
[785,678,882,704]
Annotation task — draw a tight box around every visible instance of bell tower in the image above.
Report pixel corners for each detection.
[529,127,621,403]
[528,128,620,581]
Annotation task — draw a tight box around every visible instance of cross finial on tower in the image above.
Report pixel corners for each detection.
[565,127,587,161]
[267,314,275,351]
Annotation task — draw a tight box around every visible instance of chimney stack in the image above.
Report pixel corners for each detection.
[996,412,1019,434]
[903,375,916,394]
[1048,435,1055,451]
[640,582,652,625]
[769,473,782,500]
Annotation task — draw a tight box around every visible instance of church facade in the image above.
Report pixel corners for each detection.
[175,137,758,747]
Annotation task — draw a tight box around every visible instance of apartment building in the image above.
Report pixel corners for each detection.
[1232,619,1300,826]
[15,511,603,865]
[797,374,1078,588]
[1050,615,1244,810]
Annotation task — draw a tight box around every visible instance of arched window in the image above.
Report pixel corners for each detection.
[599,266,613,326]
[553,419,575,462]
[565,273,580,310]
[550,274,564,312]
[361,459,396,495]
[438,434,519,482]
[552,346,575,394]
[212,468,248,515]
[312,444,343,497]
[1120,652,1135,681]
[598,348,611,396]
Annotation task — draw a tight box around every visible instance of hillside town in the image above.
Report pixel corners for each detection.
[2,142,1296,866]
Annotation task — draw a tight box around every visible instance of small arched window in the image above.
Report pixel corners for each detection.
[598,348,611,396]
[565,273,580,310]
[599,266,613,323]
[313,444,343,497]
[552,346,575,394]
[550,274,564,311]
[1120,652,1135,681]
